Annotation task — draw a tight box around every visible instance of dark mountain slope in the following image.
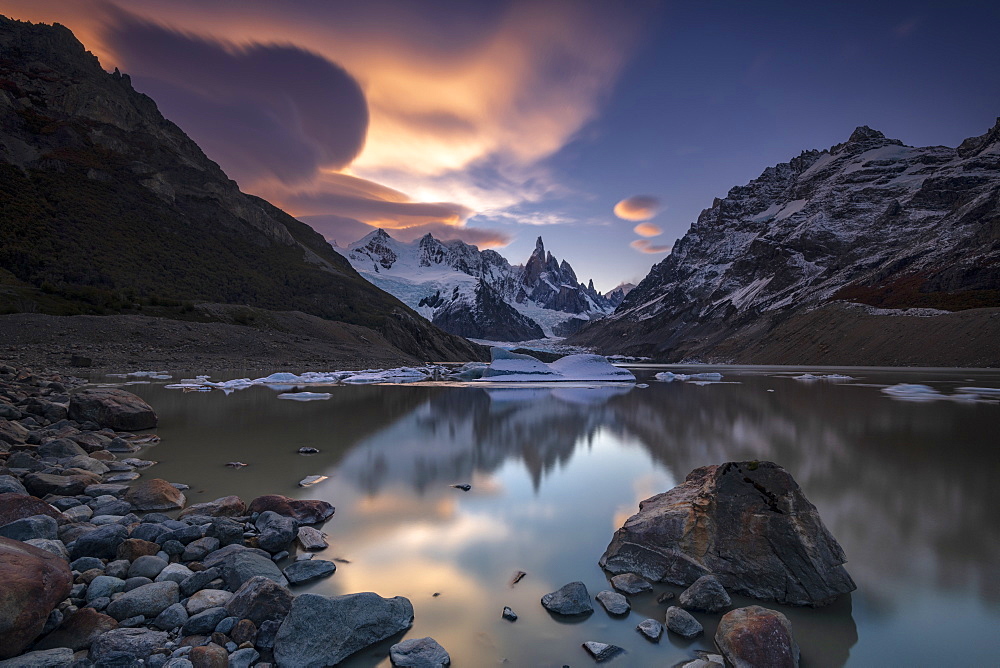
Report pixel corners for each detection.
[0,16,483,362]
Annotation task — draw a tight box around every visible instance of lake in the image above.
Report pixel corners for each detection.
[109,365,1000,667]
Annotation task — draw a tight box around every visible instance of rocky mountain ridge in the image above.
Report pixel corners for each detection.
[0,16,482,362]
[336,230,621,341]
[570,120,1000,363]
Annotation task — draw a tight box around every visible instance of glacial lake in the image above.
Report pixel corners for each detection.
[106,365,999,667]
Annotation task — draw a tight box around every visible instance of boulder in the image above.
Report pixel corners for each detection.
[610,572,652,594]
[88,627,169,662]
[105,581,179,621]
[0,514,59,542]
[541,581,593,616]
[636,618,663,642]
[0,476,28,496]
[679,575,731,613]
[247,494,334,524]
[228,647,259,668]
[666,606,704,639]
[225,576,293,626]
[0,420,29,445]
[33,607,118,651]
[283,559,336,585]
[38,438,87,459]
[128,555,169,580]
[389,636,451,667]
[177,495,245,519]
[595,590,630,615]
[0,493,62,526]
[0,537,73,658]
[599,461,856,606]
[220,550,287,590]
[68,389,157,430]
[273,592,414,666]
[125,479,186,511]
[24,539,68,560]
[714,606,800,668]
[255,511,298,553]
[23,472,97,497]
[86,575,126,602]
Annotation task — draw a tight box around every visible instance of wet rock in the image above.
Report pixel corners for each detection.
[220,550,287,590]
[678,575,731,613]
[70,524,129,560]
[676,651,726,668]
[177,496,245,520]
[0,647,73,667]
[541,581,594,616]
[225,576,293,626]
[105,581,179,621]
[247,495,334,524]
[296,526,327,551]
[0,537,73,658]
[0,514,59,541]
[33,607,118,651]
[89,627,169,662]
[636,618,663,641]
[125,479,185,512]
[273,592,414,666]
[581,641,623,662]
[595,590,630,615]
[255,511,297,554]
[68,389,157,431]
[600,461,856,606]
[390,636,451,667]
[715,606,800,668]
[186,590,233,616]
[610,572,652,595]
[502,606,517,622]
[0,493,63,525]
[666,606,704,639]
[283,559,336,585]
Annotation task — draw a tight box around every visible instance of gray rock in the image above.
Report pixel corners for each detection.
[227,647,259,668]
[24,538,69,560]
[389,636,451,667]
[595,589,630,615]
[215,615,237,634]
[124,576,153,592]
[610,572,652,595]
[181,606,228,635]
[283,559,336,585]
[60,454,109,475]
[202,544,270,569]
[162,659,193,668]
[599,462,856,606]
[715,606,799,668]
[0,647,74,667]
[666,606,703,639]
[152,602,188,631]
[119,614,147,627]
[255,511,298,554]
[273,592,414,666]
[581,641,623,662]
[255,619,280,650]
[154,563,193,584]
[128,555,169,580]
[105,581,179,621]
[225,576,293,626]
[186,589,233,616]
[678,575,731,613]
[0,514,58,541]
[502,606,517,622]
[85,596,110,611]
[87,575,127,602]
[295,526,328,551]
[636,618,663,641]
[221,550,287,590]
[178,567,221,597]
[0,475,27,495]
[69,523,128,560]
[205,517,243,547]
[540,581,594,616]
[70,556,103,572]
[38,438,87,459]
[89,627,169,662]
[90,499,132,517]
[62,505,93,523]
[181,536,219,562]
[104,559,130,580]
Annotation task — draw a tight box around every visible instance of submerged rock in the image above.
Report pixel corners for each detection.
[715,606,800,668]
[600,461,856,606]
[541,581,593,616]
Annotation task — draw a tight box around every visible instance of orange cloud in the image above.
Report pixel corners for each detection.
[630,239,672,254]
[614,195,661,221]
[633,222,662,237]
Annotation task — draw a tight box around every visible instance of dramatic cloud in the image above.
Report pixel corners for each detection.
[633,222,663,237]
[614,195,661,221]
[630,239,672,254]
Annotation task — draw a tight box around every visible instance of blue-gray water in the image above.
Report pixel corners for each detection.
[112,366,1000,667]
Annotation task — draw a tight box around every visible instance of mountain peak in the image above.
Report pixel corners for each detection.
[847,126,886,143]
[534,236,545,253]
[832,125,903,154]
[957,116,1000,158]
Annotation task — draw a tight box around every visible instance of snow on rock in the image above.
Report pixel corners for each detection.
[479,348,634,382]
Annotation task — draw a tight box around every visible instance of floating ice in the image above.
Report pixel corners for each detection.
[277,392,332,401]
[478,349,634,382]
[956,386,1000,396]
[792,373,855,382]
[107,371,173,380]
[164,367,437,392]
[881,384,941,401]
[654,371,723,382]
[299,475,328,487]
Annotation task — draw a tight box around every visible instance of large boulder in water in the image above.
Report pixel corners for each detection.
[715,606,800,668]
[599,461,855,606]
[68,388,157,430]
[0,537,73,658]
[247,494,334,524]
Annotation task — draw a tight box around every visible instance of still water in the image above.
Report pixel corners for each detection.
[113,366,999,667]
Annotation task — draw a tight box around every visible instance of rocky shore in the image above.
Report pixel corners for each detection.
[0,365,434,667]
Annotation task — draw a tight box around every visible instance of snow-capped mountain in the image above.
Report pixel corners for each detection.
[570,119,1000,361]
[334,231,616,341]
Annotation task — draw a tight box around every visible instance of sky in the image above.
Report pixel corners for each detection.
[3,0,999,291]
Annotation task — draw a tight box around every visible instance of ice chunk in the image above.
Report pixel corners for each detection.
[655,371,723,382]
[793,373,855,382]
[478,349,635,382]
[881,384,942,401]
[278,392,332,401]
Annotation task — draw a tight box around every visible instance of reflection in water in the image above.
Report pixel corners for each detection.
[125,368,1000,667]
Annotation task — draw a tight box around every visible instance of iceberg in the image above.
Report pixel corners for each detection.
[654,371,724,382]
[477,348,634,382]
[792,373,855,382]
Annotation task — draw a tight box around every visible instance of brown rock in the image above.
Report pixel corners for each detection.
[23,472,99,497]
[247,495,334,525]
[0,420,29,445]
[125,478,186,511]
[0,493,63,526]
[117,538,162,562]
[33,607,119,651]
[230,618,257,645]
[0,536,74,658]
[178,495,246,519]
[715,606,800,668]
[68,388,158,430]
[189,643,229,668]
[600,461,856,606]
